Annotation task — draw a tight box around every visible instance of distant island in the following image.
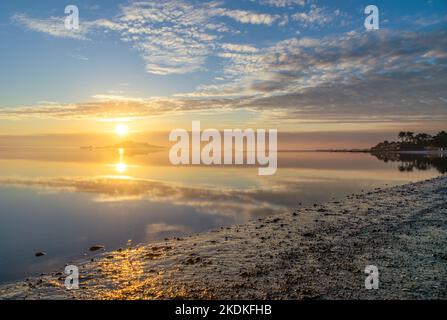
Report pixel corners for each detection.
[81,140,164,152]
[371,131,447,153]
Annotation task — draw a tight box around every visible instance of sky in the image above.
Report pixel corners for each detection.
[0,0,446,147]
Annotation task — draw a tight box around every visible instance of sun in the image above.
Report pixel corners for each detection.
[115,162,127,174]
[115,124,129,137]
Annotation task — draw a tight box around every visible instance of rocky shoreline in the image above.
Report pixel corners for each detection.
[1,176,446,300]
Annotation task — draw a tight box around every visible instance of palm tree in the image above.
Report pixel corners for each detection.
[415,133,432,146]
[433,131,447,148]
[398,132,406,143]
[405,132,414,144]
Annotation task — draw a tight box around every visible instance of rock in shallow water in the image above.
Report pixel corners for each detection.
[89,245,105,252]
[34,252,46,257]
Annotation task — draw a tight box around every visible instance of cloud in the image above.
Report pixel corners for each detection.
[110,0,225,75]
[221,43,259,53]
[182,28,447,121]
[11,0,287,75]
[91,94,145,103]
[291,4,344,28]
[11,13,93,40]
[0,96,238,120]
[215,8,280,25]
[6,2,447,125]
[255,0,347,29]
[256,0,307,8]
[1,28,446,125]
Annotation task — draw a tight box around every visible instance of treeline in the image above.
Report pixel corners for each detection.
[372,131,447,152]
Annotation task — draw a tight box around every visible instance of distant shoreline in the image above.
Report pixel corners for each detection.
[314,149,447,154]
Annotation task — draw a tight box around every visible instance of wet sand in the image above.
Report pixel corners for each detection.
[1,176,446,300]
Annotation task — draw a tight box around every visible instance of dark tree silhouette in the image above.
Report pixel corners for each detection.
[372,131,447,152]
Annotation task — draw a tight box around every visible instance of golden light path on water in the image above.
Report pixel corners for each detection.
[115,148,127,174]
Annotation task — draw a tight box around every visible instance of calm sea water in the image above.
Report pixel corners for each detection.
[0,148,445,282]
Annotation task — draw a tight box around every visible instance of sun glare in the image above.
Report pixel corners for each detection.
[115,124,129,137]
[116,162,127,174]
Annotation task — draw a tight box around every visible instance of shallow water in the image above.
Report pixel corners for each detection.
[0,148,445,282]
